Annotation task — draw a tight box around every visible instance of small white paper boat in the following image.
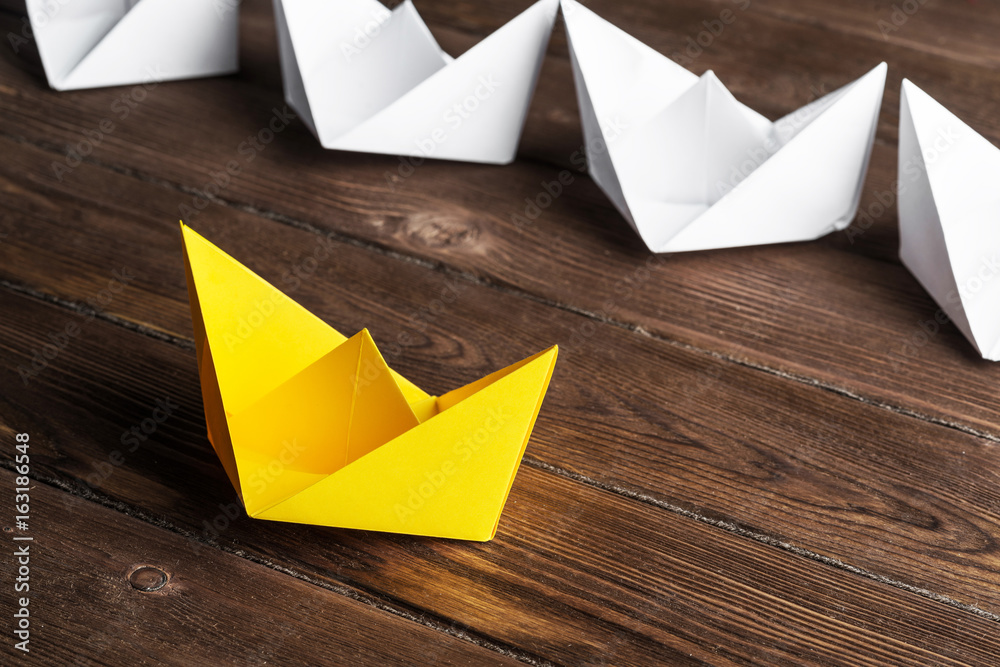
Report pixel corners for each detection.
[273,0,558,164]
[561,0,887,253]
[27,0,239,91]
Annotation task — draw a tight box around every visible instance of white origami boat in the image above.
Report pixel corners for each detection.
[898,80,1000,361]
[273,0,557,164]
[26,0,239,91]
[561,0,887,253]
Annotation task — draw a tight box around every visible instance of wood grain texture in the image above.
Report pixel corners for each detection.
[735,0,1000,70]
[0,470,524,666]
[2,0,1000,664]
[3,300,1000,666]
[2,0,999,440]
[2,140,1000,623]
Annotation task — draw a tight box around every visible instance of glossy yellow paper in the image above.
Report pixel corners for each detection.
[180,223,558,541]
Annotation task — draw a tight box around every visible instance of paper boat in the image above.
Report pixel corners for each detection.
[898,80,1000,361]
[179,223,558,540]
[26,0,238,91]
[561,0,886,252]
[273,0,557,163]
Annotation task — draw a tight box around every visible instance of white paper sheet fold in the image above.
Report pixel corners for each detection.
[898,80,1000,361]
[26,0,239,91]
[273,0,558,164]
[561,0,886,253]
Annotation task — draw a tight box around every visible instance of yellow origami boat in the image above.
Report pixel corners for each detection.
[180,223,557,541]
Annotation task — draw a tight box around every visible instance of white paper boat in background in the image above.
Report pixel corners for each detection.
[561,0,886,253]
[26,0,239,91]
[273,0,557,164]
[898,81,1000,361]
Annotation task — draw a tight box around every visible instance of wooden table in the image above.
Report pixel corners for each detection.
[2,0,1000,664]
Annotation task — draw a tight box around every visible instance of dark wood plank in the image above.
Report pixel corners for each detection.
[2,0,999,442]
[399,0,1000,147]
[0,467,524,666]
[3,146,1000,625]
[4,337,1000,666]
[732,0,1000,70]
[388,0,1000,268]
[3,1,1000,662]
[400,0,1000,72]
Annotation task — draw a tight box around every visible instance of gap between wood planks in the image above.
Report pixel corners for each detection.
[2,126,998,450]
[4,2,1000,661]
[0,459,558,667]
[2,179,1000,639]
[2,380,999,664]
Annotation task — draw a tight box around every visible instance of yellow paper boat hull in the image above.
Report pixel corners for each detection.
[180,223,557,541]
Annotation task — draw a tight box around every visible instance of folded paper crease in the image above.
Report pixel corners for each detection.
[561,0,886,252]
[273,0,558,163]
[27,0,239,91]
[897,80,1000,361]
[180,223,558,540]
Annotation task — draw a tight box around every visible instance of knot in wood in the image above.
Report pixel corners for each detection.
[129,565,168,592]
